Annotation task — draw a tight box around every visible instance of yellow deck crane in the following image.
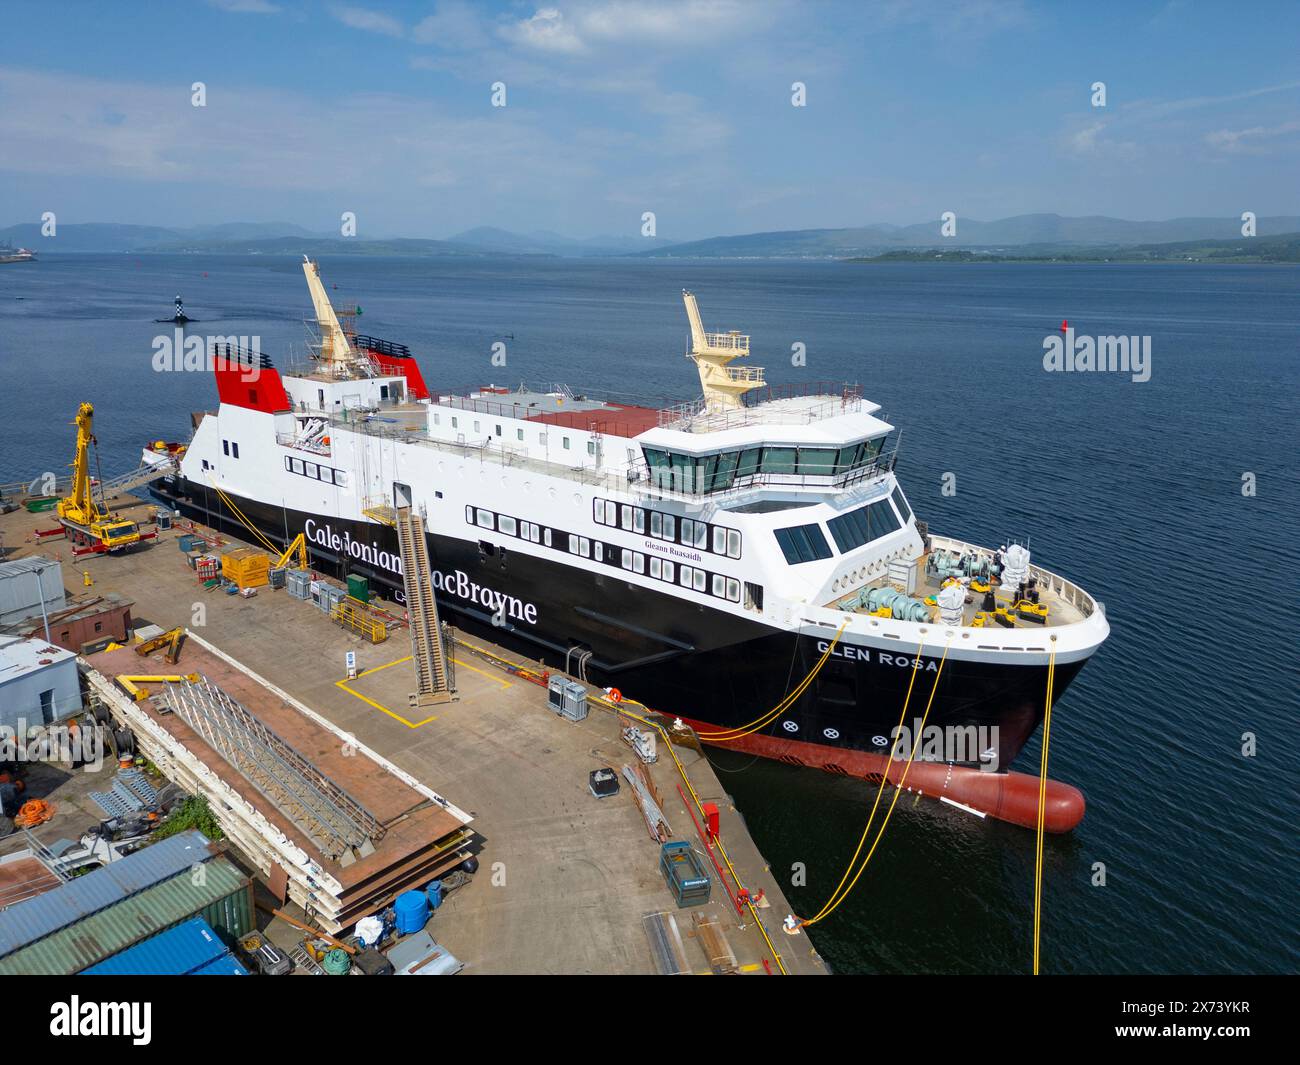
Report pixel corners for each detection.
[52,403,152,555]
[274,532,309,571]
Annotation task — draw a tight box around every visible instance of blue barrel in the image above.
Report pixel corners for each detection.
[393,890,429,934]
[425,880,443,910]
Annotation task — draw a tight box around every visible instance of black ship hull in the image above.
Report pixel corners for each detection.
[154,476,1085,775]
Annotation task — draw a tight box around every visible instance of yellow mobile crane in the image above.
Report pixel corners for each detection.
[53,403,150,554]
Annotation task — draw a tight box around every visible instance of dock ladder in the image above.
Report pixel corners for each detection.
[394,505,454,707]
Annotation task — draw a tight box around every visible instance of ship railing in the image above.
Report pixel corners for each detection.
[701,331,750,352]
[338,414,628,491]
[927,534,1098,619]
[658,382,866,431]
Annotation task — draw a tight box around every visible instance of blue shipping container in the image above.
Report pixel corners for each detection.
[81,917,228,976]
[192,953,249,975]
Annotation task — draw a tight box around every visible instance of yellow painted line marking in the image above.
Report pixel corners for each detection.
[354,655,412,679]
[333,651,509,728]
[335,677,435,729]
[450,656,513,687]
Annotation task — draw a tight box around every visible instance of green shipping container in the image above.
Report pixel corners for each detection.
[0,856,254,976]
[346,573,369,604]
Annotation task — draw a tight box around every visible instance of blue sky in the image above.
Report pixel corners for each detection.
[1,0,1297,240]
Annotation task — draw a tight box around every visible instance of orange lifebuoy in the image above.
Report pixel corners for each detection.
[608,688,623,704]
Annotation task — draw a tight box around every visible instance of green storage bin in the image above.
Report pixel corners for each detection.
[346,573,369,604]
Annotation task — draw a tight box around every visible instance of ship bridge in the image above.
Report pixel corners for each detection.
[637,383,895,500]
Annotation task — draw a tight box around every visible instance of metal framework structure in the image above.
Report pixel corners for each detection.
[164,676,383,862]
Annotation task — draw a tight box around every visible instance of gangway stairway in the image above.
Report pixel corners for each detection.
[98,459,176,498]
[394,505,455,707]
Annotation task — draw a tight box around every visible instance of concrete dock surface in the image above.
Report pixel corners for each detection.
[0,494,829,975]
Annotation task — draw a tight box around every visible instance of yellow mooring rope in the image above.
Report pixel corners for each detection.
[802,635,952,927]
[695,620,848,741]
[202,473,282,556]
[1033,639,1058,975]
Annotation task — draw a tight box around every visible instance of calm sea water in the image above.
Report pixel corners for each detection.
[1,254,1296,974]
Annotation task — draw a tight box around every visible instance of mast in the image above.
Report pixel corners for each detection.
[302,256,354,373]
[681,290,764,411]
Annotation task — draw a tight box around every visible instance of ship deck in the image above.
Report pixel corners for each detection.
[827,535,1096,630]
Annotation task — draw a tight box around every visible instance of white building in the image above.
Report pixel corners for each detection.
[0,637,82,730]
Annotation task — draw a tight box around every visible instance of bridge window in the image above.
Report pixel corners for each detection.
[760,447,797,475]
[826,499,902,553]
[774,523,833,565]
[891,485,911,524]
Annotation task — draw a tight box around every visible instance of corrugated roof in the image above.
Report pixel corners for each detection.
[192,952,249,975]
[0,856,248,976]
[0,830,219,958]
[0,556,61,578]
[81,916,227,976]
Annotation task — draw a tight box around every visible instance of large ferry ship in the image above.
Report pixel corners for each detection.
[148,259,1109,829]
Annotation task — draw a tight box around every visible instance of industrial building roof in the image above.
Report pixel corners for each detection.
[0,636,76,684]
[0,556,61,578]
[0,856,248,976]
[0,829,220,958]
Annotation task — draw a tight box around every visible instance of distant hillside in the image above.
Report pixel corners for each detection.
[848,232,1300,264]
[138,236,535,257]
[637,214,1300,258]
[0,221,327,252]
[450,226,677,256]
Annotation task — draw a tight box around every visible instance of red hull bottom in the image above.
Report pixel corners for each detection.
[681,717,1085,833]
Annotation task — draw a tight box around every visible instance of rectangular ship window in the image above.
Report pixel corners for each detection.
[774,524,834,564]
[726,529,741,559]
[498,515,517,536]
[476,508,494,530]
[891,485,912,524]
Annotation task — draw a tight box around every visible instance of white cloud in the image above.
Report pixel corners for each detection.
[501,8,586,54]
[1204,120,1300,154]
[328,4,404,38]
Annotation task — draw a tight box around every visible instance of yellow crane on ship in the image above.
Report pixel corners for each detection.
[55,402,144,553]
